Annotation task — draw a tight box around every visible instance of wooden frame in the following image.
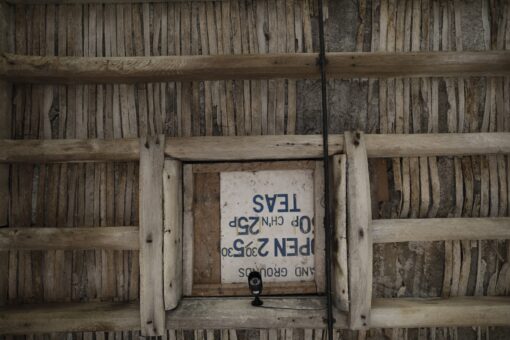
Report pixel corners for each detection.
[184,161,325,297]
[0,23,508,332]
[1,132,509,334]
[342,131,510,331]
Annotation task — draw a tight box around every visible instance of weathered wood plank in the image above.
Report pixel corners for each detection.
[1,297,510,333]
[0,302,140,334]
[372,217,510,243]
[191,282,317,297]
[0,138,139,162]
[163,159,182,310]
[0,227,139,250]
[344,131,372,330]
[365,133,510,158]
[192,172,220,285]
[0,0,10,310]
[139,135,165,336]
[166,135,344,161]
[192,160,316,173]
[371,297,510,328]
[0,133,508,163]
[314,161,325,293]
[0,1,10,230]
[166,297,348,330]
[6,0,217,3]
[332,154,348,311]
[2,52,510,83]
[182,164,193,296]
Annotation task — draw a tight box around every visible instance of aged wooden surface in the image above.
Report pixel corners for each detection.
[0,1,10,231]
[313,161,326,293]
[182,164,194,296]
[192,160,316,173]
[2,51,510,83]
[372,217,510,243]
[163,159,182,310]
[371,297,510,328]
[7,0,217,3]
[0,138,140,162]
[192,282,317,297]
[365,133,510,158]
[3,296,509,334]
[332,154,348,312]
[139,135,165,336]
[0,227,139,250]
[344,131,372,330]
[0,302,140,334]
[166,134,345,161]
[193,171,221,285]
[0,1,10,313]
[166,297,348,330]
[3,1,510,339]
[1,132,508,163]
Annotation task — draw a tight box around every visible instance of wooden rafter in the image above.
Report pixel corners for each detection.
[372,217,510,243]
[0,227,139,250]
[2,296,510,333]
[0,133,508,163]
[1,52,510,83]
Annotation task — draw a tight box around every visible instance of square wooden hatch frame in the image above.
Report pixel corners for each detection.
[182,160,327,297]
[1,132,510,336]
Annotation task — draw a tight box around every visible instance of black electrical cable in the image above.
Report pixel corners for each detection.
[317,0,334,339]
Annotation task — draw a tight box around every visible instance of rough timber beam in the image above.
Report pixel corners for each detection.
[1,52,509,84]
[372,217,510,243]
[0,227,139,250]
[1,297,510,334]
[0,133,508,163]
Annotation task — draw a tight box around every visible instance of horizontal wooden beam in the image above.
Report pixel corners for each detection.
[6,0,214,3]
[2,297,509,333]
[167,297,348,329]
[191,282,318,297]
[0,138,139,162]
[0,227,139,250]
[372,217,510,243]
[365,133,510,158]
[0,298,346,334]
[371,297,510,328]
[0,133,508,163]
[2,52,509,83]
[0,302,140,334]
[166,135,344,161]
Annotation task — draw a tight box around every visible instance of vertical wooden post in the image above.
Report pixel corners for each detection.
[314,161,325,293]
[182,164,194,296]
[344,131,372,329]
[139,135,165,336]
[163,159,183,310]
[332,154,349,311]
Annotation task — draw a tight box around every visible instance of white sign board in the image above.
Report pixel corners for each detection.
[220,169,315,283]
